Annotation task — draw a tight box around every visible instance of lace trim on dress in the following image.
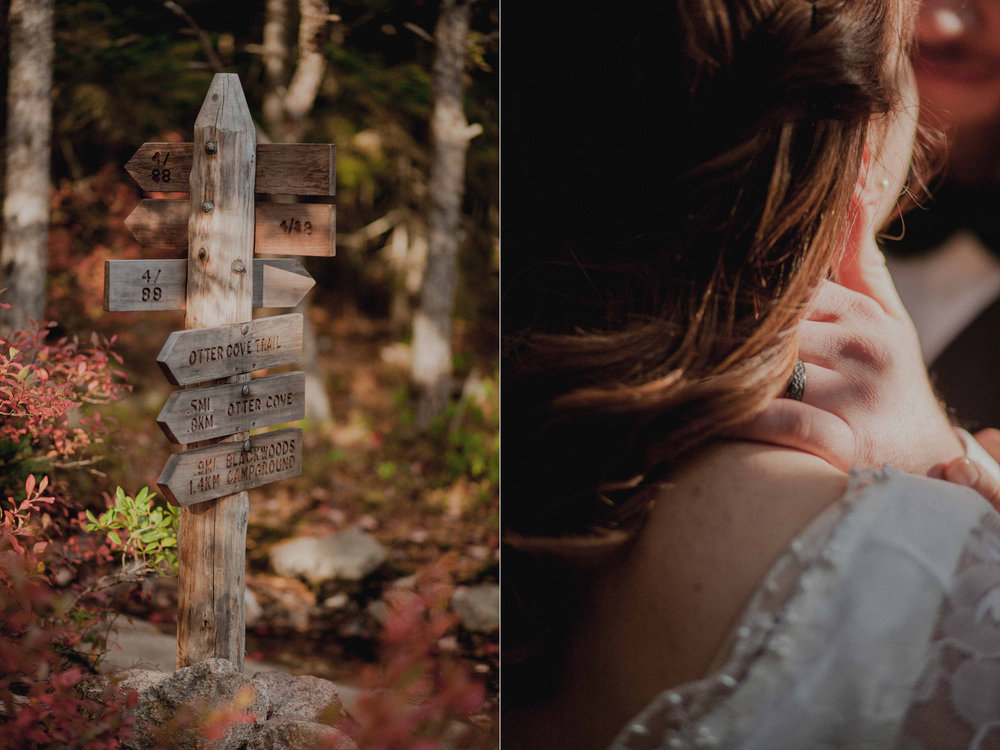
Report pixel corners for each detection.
[897,511,1000,750]
[609,466,1000,750]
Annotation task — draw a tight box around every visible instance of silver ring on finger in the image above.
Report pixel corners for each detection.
[784,359,806,401]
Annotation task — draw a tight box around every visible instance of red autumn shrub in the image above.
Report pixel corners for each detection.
[348,559,488,750]
[0,312,136,746]
[0,497,136,749]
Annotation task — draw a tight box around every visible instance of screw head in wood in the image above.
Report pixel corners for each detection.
[205,140,218,155]
[202,201,214,214]
[241,323,249,335]
[232,259,246,274]
[242,384,250,397]
[243,440,251,452]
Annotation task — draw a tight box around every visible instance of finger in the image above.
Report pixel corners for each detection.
[974,428,1000,462]
[944,456,1000,513]
[803,280,884,327]
[834,199,908,318]
[785,361,858,414]
[798,319,889,377]
[732,399,856,472]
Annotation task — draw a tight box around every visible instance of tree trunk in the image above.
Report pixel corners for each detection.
[0,0,54,331]
[261,0,334,422]
[412,0,478,427]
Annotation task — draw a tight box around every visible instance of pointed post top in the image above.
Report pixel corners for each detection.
[195,73,254,134]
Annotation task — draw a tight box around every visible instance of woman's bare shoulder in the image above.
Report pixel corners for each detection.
[548,443,851,750]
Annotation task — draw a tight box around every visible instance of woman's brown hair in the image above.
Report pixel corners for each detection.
[503,0,921,697]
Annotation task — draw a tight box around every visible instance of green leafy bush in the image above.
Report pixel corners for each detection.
[82,487,178,574]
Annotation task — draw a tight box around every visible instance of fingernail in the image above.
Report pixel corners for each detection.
[948,457,980,488]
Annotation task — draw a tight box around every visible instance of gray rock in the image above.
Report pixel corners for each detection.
[115,668,172,696]
[80,662,368,750]
[451,584,500,633]
[249,718,358,750]
[270,531,387,583]
[252,671,345,724]
[131,658,268,750]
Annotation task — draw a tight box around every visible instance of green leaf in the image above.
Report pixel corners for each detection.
[115,487,126,503]
[85,509,98,524]
[108,530,122,545]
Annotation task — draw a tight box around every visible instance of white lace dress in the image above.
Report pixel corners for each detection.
[608,466,1000,750]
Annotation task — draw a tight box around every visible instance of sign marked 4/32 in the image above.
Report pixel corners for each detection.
[125,199,335,257]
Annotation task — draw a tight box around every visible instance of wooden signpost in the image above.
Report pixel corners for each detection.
[106,73,335,671]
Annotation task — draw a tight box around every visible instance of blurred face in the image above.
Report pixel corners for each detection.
[913,0,1000,128]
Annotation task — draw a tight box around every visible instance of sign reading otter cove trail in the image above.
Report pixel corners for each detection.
[157,371,305,443]
[157,427,303,506]
[156,313,303,385]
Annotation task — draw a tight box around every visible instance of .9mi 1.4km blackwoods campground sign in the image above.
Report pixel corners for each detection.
[103,73,336,670]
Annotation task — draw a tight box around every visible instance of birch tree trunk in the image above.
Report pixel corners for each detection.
[0,0,54,331]
[261,0,334,422]
[412,0,479,427]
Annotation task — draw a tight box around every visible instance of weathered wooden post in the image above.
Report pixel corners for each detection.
[176,73,255,670]
[106,72,336,671]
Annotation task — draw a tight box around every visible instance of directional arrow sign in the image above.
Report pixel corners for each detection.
[125,200,335,256]
[104,259,314,312]
[157,371,305,444]
[158,427,302,506]
[157,313,303,386]
[125,143,336,196]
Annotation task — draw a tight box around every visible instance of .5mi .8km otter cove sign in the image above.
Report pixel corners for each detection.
[157,427,302,506]
[156,371,305,444]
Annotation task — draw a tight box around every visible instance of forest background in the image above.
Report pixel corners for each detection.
[0,0,497,746]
